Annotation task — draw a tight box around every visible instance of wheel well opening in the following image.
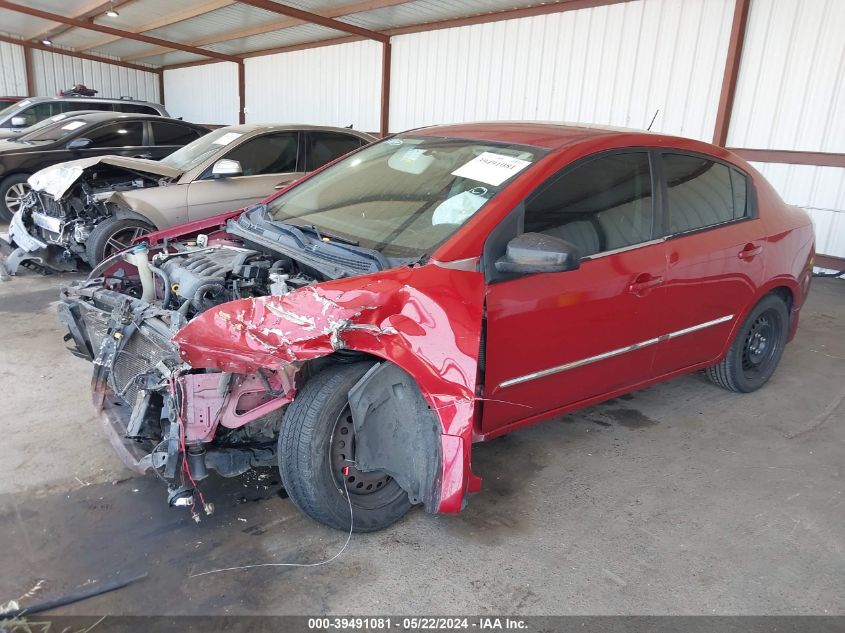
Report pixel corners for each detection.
[769,286,794,313]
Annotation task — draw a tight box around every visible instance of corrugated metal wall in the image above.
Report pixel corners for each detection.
[729,0,845,260]
[163,62,239,124]
[31,49,159,102]
[389,0,734,140]
[245,40,382,132]
[750,162,845,262]
[0,40,26,96]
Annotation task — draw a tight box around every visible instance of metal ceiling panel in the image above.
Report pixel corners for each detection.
[340,0,547,31]
[206,23,347,55]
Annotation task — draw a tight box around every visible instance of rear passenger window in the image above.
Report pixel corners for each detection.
[117,103,160,115]
[523,152,654,257]
[87,121,144,147]
[662,154,748,234]
[305,132,364,171]
[151,121,201,146]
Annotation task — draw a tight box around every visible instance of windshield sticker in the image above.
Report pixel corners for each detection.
[432,190,488,225]
[385,138,403,145]
[212,132,243,145]
[17,99,31,108]
[451,152,532,186]
[50,114,69,122]
[61,121,86,131]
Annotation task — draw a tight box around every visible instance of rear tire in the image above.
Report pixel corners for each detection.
[0,173,31,221]
[85,216,154,266]
[279,362,413,532]
[706,294,789,393]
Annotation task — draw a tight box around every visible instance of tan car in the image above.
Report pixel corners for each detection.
[5,124,374,270]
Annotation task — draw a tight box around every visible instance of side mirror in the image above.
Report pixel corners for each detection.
[494,232,581,275]
[211,158,242,178]
[66,137,92,150]
[10,116,27,128]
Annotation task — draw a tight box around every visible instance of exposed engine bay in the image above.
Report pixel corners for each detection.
[57,216,451,527]
[25,166,166,263]
[60,238,325,516]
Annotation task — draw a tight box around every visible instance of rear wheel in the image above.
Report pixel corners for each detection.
[0,173,31,221]
[278,362,413,532]
[706,294,789,393]
[85,216,154,265]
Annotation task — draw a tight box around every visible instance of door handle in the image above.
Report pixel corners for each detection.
[738,243,763,260]
[132,153,152,159]
[274,182,289,190]
[627,273,664,294]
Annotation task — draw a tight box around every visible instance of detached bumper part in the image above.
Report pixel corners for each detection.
[1,213,77,275]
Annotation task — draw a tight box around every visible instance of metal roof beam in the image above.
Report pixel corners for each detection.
[77,0,235,53]
[234,0,388,43]
[28,0,136,41]
[124,0,410,61]
[0,0,242,63]
[0,33,159,74]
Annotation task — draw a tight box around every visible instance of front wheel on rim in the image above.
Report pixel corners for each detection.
[279,362,413,532]
[85,216,154,266]
[0,174,31,221]
[706,294,789,393]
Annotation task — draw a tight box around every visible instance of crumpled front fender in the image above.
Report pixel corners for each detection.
[173,262,485,512]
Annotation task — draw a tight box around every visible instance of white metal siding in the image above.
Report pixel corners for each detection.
[389,0,734,139]
[0,40,26,96]
[163,62,239,124]
[727,0,845,153]
[30,49,159,102]
[245,39,382,132]
[751,162,845,260]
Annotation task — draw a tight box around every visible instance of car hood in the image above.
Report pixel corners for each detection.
[28,155,184,198]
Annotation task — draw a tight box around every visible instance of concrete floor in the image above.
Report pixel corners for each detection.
[1,258,843,615]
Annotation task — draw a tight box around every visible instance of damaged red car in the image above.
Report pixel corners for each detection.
[59,122,815,531]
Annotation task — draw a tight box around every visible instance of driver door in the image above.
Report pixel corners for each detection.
[185,131,303,221]
[481,151,668,435]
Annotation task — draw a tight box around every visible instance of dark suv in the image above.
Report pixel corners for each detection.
[0,96,168,140]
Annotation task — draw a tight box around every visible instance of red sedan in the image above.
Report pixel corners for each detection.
[61,122,815,531]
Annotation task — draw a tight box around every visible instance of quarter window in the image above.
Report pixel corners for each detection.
[523,152,654,257]
[662,154,748,234]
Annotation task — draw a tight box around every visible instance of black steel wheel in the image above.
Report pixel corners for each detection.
[279,362,413,532]
[706,294,789,393]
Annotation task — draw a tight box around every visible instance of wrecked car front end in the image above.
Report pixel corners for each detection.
[60,227,484,523]
[3,157,179,274]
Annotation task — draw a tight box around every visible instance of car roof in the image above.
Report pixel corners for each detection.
[17,95,162,106]
[45,112,198,125]
[407,121,704,151]
[219,123,375,139]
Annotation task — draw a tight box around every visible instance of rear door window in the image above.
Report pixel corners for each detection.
[86,121,145,147]
[221,132,300,176]
[151,121,202,146]
[305,132,364,171]
[65,101,113,112]
[661,154,749,235]
[117,103,160,114]
[523,152,655,257]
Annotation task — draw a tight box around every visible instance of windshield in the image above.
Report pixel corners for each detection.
[17,115,93,142]
[266,135,547,258]
[0,101,22,119]
[161,127,242,171]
